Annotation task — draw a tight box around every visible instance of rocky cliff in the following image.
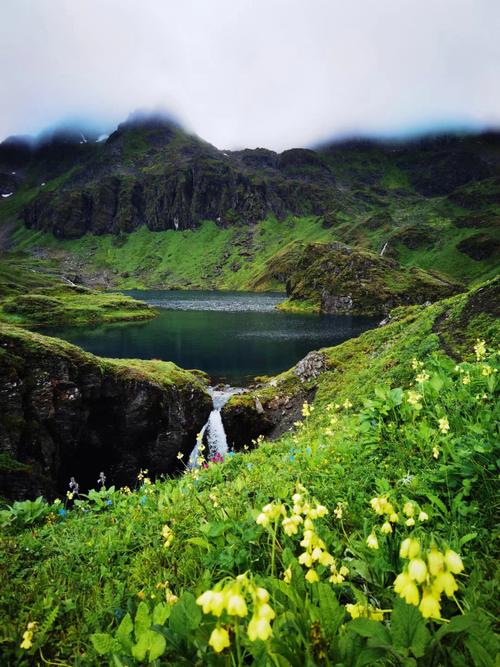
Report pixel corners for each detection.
[0,324,212,500]
[0,116,498,242]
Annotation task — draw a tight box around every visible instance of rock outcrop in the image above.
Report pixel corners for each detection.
[0,324,212,500]
[262,242,460,316]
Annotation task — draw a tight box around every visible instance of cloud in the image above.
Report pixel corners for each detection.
[0,0,499,150]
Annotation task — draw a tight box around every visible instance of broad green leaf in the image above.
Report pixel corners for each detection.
[152,601,170,625]
[348,618,391,644]
[169,592,201,636]
[459,532,477,546]
[186,536,212,550]
[390,598,430,658]
[91,632,115,655]
[134,601,151,640]
[115,613,133,650]
[389,387,404,405]
[315,583,344,637]
[132,628,166,663]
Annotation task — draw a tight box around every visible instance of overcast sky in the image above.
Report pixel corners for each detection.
[1,0,499,150]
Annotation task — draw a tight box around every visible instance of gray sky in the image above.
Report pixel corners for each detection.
[1,0,499,150]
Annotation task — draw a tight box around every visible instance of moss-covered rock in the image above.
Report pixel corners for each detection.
[0,324,212,499]
[258,241,459,316]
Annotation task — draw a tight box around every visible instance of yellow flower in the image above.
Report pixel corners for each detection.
[161,524,174,548]
[346,603,384,621]
[343,399,352,410]
[407,390,422,408]
[474,338,486,361]
[433,571,458,597]
[438,417,450,434]
[256,602,275,621]
[405,517,415,527]
[403,501,415,517]
[415,371,430,383]
[381,521,393,534]
[418,511,429,522]
[394,572,420,606]
[427,549,445,576]
[176,451,184,459]
[256,512,270,527]
[299,551,313,568]
[196,590,226,617]
[432,446,440,459]
[283,567,292,584]
[20,631,33,650]
[444,549,464,574]
[462,374,470,385]
[302,401,313,417]
[389,512,399,523]
[305,568,319,584]
[481,364,493,376]
[319,551,334,567]
[247,616,273,641]
[66,491,73,500]
[282,514,303,536]
[400,537,420,559]
[419,589,441,619]
[226,592,248,617]
[209,626,230,653]
[408,558,428,583]
[334,503,343,519]
[366,532,379,549]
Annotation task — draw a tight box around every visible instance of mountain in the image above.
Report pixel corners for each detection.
[0,115,498,298]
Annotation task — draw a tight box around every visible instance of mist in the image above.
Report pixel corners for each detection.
[1,0,499,150]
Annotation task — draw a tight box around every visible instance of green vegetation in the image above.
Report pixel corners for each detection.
[262,242,458,315]
[0,321,206,391]
[0,255,156,326]
[0,281,498,665]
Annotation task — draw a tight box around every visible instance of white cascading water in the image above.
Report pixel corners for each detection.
[189,386,242,466]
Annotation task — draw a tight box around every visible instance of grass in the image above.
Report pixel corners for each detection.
[0,255,157,327]
[0,281,498,665]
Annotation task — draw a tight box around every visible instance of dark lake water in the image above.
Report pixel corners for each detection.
[41,290,378,384]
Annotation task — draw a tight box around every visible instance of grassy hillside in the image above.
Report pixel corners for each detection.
[0,255,156,326]
[0,281,498,665]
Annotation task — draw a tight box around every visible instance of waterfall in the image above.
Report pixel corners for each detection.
[380,241,388,256]
[189,386,242,467]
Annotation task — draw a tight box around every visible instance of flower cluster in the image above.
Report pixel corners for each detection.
[20,621,37,650]
[474,338,486,362]
[345,603,384,621]
[394,538,464,618]
[367,496,429,547]
[196,574,275,652]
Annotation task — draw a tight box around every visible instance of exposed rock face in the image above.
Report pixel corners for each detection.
[222,385,317,451]
[0,325,211,500]
[0,117,496,241]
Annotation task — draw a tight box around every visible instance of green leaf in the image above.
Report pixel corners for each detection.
[429,375,444,392]
[389,387,404,406]
[186,536,212,550]
[115,613,133,651]
[315,583,344,637]
[348,618,391,644]
[464,637,495,667]
[132,628,166,663]
[91,632,115,655]
[459,532,477,546]
[152,602,170,625]
[390,598,430,659]
[134,601,151,640]
[169,592,202,637]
